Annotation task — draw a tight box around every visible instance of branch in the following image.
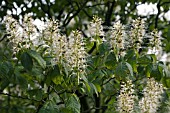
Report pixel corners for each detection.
[63,1,88,27]
[102,77,115,85]
[38,0,52,18]
[75,90,90,112]
[0,92,42,102]
[155,0,161,28]
[104,1,115,26]
[94,93,100,113]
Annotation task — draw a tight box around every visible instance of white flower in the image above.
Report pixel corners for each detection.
[128,18,146,50]
[117,80,137,113]
[110,21,125,56]
[42,19,67,65]
[4,15,23,57]
[88,15,105,41]
[66,30,87,75]
[149,29,162,55]
[139,78,164,113]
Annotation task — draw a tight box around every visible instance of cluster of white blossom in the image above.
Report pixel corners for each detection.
[88,15,105,42]
[116,78,165,113]
[117,80,137,113]
[67,30,87,77]
[3,15,87,80]
[139,78,164,113]
[4,15,39,58]
[110,21,125,56]
[129,18,145,48]
[4,15,23,56]
[41,19,68,65]
[88,16,163,58]
[149,29,162,55]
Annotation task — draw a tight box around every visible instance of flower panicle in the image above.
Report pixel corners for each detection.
[67,30,87,74]
[139,78,164,113]
[117,80,137,113]
[110,21,125,56]
[128,18,146,50]
[88,15,105,42]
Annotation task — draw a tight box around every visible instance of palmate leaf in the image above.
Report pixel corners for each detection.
[65,94,81,113]
[27,50,46,69]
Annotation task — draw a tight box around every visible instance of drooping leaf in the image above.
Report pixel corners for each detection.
[146,64,152,77]
[27,50,46,69]
[150,64,162,81]
[127,56,137,73]
[51,65,63,85]
[0,79,10,91]
[39,97,60,113]
[90,83,98,97]
[94,83,101,93]
[138,55,152,65]
[14,67,28,89]
[124,49,135,60]
[21,52,33,71]
[105,52,117,69]
[98,42,109,55]
[115,62,133,80]
[65,94,81,113]
[159,63,170,78]
[0,61,14,79]
[125,62,133,77]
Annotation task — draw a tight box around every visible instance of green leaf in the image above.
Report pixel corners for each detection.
[27,89,43,101]
[127,56,137,73]
[159,63,170,78]
[150,64,162,81]
[27,50,46,69]
[51,65,63,85]
[165,78,170,88]
[85,82,91,93]
[14,67,28,89]
[138,55,152,65]
[65,94,80,113]
[0,61,14,79]
[98,42,109,55]
[39,97,60,113]
[124,49,135,60]
[149,54,157,63]
[90,83,98,97]
[21,52,33,71]
[146,64,152,77]
[94,83,101,93]
[0,79,10,91]
[167,28,170,41]
[125,62,133,77]
[105,52,117,69]
[115,62,133,80]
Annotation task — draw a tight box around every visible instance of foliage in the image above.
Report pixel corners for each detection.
[0,14,170,113]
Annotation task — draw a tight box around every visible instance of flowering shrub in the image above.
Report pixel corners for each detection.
[0,15,170,113]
